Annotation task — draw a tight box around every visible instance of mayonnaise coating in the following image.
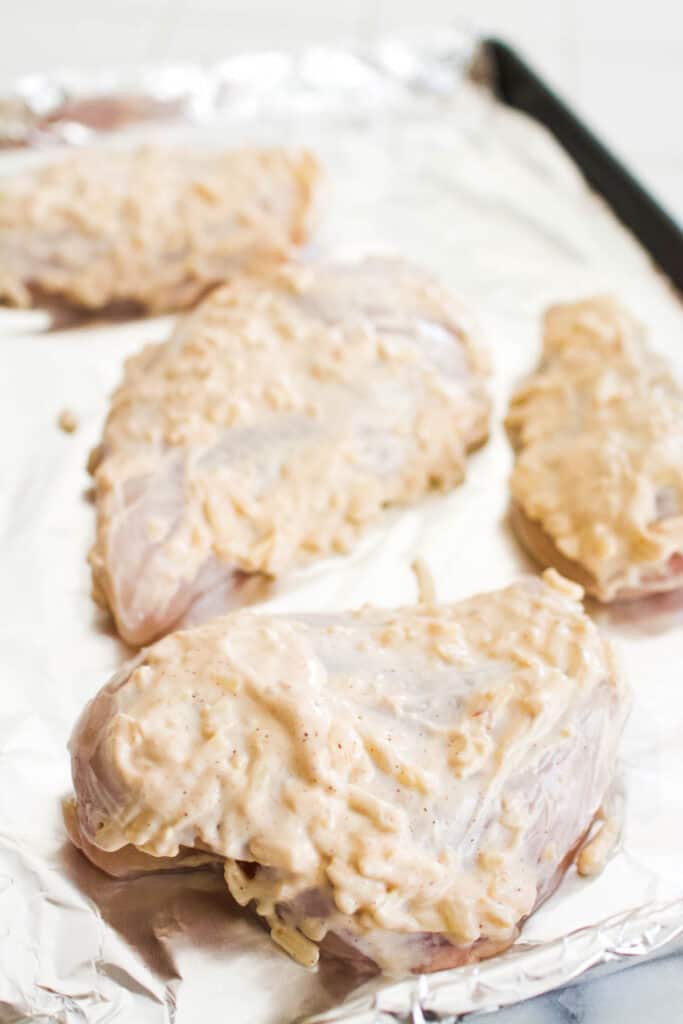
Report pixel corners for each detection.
[69,571,629,972]
[507,297,683,600]
[0,145,319,311]
[88,257,491,645]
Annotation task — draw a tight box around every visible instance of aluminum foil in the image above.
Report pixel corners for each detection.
[1,32,683,1024]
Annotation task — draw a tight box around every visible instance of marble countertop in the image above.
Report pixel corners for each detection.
[469,946,683,1023]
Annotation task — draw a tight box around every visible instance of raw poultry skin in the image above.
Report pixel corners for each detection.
[506,297,683,601]
[0,145,319,312]
[68,571,629,975]
[88,258,491,646]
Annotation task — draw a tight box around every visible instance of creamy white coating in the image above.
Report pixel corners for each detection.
[507,297,683,600]
[89,257,490,646]
[0,145,319,311]
[70,571,629,971]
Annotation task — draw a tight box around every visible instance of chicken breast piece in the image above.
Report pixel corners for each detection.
[88,258,491,646]
[68,571,629,975]
[506,297,683,602]
[0,145,319,312]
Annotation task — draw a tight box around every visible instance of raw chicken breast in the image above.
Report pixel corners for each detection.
[507,297,683,601]
[89,258,491,646]
[0,146,319,312]
[68,571,629,975]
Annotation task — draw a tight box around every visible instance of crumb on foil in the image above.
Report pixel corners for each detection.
[58,408,79,434]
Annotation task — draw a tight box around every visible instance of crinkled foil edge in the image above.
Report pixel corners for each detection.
[0,29,485,149]
[303,898,683,1022]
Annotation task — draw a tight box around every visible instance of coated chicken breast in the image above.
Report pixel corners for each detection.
[0,145,319,312]
[68,571,629,975]
[88,257,490,646]
[507,297,683,601]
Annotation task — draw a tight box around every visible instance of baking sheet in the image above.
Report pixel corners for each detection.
[1,32,683,1024]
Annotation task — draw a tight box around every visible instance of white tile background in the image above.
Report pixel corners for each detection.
[4,1,682,220]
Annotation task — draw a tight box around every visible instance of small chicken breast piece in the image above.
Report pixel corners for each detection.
[506,297,683,602]
[88,257,490,646]
[68,571,629,975]
[0,145,319,312]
